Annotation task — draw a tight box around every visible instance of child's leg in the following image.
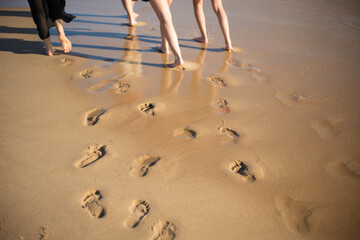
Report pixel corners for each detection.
[54,19,72,53]
[150,0,183,67]
[193,0,208,43]
[211,0,232,50]
[122,0,139,26]
[157,0,173,54]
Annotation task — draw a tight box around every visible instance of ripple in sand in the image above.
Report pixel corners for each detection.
[275,91,310,107]
[124,200,150,228]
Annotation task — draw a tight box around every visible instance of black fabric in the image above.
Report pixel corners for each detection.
[27,0,75,40]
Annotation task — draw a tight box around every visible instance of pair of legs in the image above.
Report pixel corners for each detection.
[28,0,73,56]
[42,19,72,56]
[121,0,139,26]
[193,0,232,51]
[149,0,183,67]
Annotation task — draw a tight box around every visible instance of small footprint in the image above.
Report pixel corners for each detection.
[114,81,130,94]
[130,154,160,177]
[275,195,312,234]
[84,108,106,126]
[207,75,226,87]
[81,69,92,79]
[124,200,150,228]
[230,160,255,182]
[216,99,230,113]
[75,144,106,168]
[81,190,104,218]
[219,126,239,139]
[39,226,49,240]
[310,119,338,140]
[326,158,359,180]
[62,57,73,66]
[150,220,176,240]
[139,103,155,116]
[173,127,196,139]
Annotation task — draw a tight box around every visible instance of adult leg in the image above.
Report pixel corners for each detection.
[150,0,183,67]
[122,0,139,26]
[27,0,55,55]
[157,0,172,54]
[54,19,72,53]
[211,0,232,51]
[193,0,208,43]
[45,0,72,53]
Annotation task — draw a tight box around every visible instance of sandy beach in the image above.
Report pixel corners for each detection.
[0,0,360,239]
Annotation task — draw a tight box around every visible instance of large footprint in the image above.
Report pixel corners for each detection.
[275,195,312,234]
[75,144,106,168]
[124,200,150,228]
[130,154,160,177]
[81,190,104,218]
[150,220,176,240]
[326,158,359,180]
[230,160,255,182]
[84,108,106,126]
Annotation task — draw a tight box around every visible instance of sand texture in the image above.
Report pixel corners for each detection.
[0,0,360,239]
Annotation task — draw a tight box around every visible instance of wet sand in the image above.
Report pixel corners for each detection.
[0,0,360,239]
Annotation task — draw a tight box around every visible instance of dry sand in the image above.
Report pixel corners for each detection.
[0,0,360,239]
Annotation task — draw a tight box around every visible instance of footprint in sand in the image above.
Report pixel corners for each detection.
[75,144,106,168]
[130,154,160,177]
[275,195,312,234]
[80,69,93,79]
[326,158,360,180]
[219,126,239,139]
[62,57,73,66]
[81,190,104,218]
[124,200,150,228]
[114,81,130,94]
[310,119,338,140]
[207,75,226,87]
[275,91,309,107]
[173,127,196,139]
[230,160,255,182]
[84,108,106,126]
[39,226,49,240]
[139,103,155,116]
[150,220,176,240]
[232,59,268,84]
[216,99,230,113]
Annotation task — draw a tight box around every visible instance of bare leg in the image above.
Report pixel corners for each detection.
[54,19,72,53]
[43,37,55,56]
[193,0,208,43]
[211,0,232,51]
[150,0,184,68]
[157,0,173,54]
[122,0,139,26]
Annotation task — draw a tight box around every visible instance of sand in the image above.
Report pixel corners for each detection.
[0,0,360,239]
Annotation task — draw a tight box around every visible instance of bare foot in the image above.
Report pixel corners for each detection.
[194,36,208,43]
[45,45,55,56]
[59,34,72,53]
[128,12,139,27]
[225,42,233,52]
[156,45,170,54]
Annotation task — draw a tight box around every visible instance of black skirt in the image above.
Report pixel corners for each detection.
[28,0,75,39]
